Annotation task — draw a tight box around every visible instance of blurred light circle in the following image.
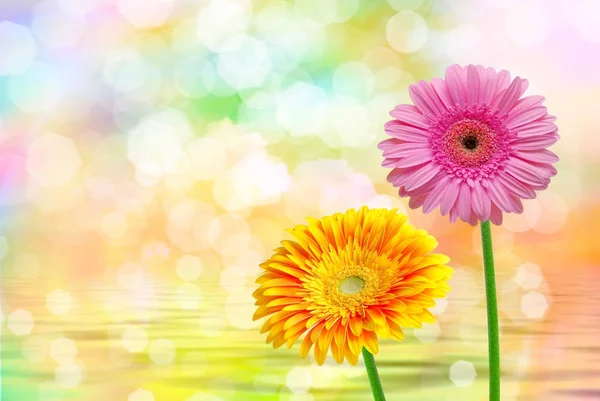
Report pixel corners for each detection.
[148,339,176,366]
[502,198,542,233]
[414,322,441,343]
[449,360,477,387]
[50,337,78,364]
[129,388,155,401]
[176,255,204,281]
[213,153,291,211]
[520,291,548,319]
[9,62,62,112]
[46,290,74,316]
[0,22,37,75]
[32,0,86,48]
[333,61,374,99]
[173,55,216,98]
[430,297,449,315]
[127,108,193,180]
[276,82,329,136]
[121,325,149,353]
[26,132,82,187]
[55,361,83,388]
[103,49,150,93]
[196,0,253,51]
[386,11,428,53]
[8,309,35,336]
[57,0,99,17]
[217,35,271,90]
[118,0,174,29]
[286,366,313,394]
[514,263,543,290]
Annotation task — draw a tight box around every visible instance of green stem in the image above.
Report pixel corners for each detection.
[480,220,500,401]
[362,347,386,401]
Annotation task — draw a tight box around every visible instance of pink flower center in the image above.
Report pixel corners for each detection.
[430,106,514,182]
[441,119,498,167]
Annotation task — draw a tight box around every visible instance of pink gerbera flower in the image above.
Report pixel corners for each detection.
[379,64,559,225]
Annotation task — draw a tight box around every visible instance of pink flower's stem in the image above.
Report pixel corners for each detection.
[481,220,500,401]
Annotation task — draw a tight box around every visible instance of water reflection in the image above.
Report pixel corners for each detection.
[2,270,599,400]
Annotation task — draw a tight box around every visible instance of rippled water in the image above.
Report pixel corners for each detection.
[2,269,599,401]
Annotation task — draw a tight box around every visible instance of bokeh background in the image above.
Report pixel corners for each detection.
[0,0,597,400]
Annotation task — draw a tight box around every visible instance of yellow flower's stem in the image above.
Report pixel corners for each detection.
[480,220,500,401]
[362,347,386,401]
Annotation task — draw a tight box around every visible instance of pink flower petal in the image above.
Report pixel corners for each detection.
[431,77,454,109]
[490,77,523,115]
[381,141,431,158]
[471,180,491,220]
[506,95,545,119]
[466,65,480,105]
[514,149,559,164]
[506,107,548,129]
[387,166,439,190]
[403,163,442,191]
[449,205,459,223]
[474,66,495,105]
[456,182,472,221]
[391,150,434,168]
[404,173,441,196]
[514,134,559,150]
[422,176,453,213]
[445,65,468,106]
[408,193,428,209]
[378,138,402,150]
[439,181,460,216]
[389,104,429,129]
[467,212,478,226]
[495,173,536,199]
[420,81,448,114]
[384,121,430,142]
[409,81,446,117]
[487,179,522,213]
[504,157,547,186]
[493,69,512,95]
[515,121,557,138]
[489,203,503,225]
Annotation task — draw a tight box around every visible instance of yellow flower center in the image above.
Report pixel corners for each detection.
[308,255,393,319]
[338,275,365,295]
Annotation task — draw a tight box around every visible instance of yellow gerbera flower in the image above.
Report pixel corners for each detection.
[253,206,452,365]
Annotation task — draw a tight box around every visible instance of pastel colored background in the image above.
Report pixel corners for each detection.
[0,1,596,400]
